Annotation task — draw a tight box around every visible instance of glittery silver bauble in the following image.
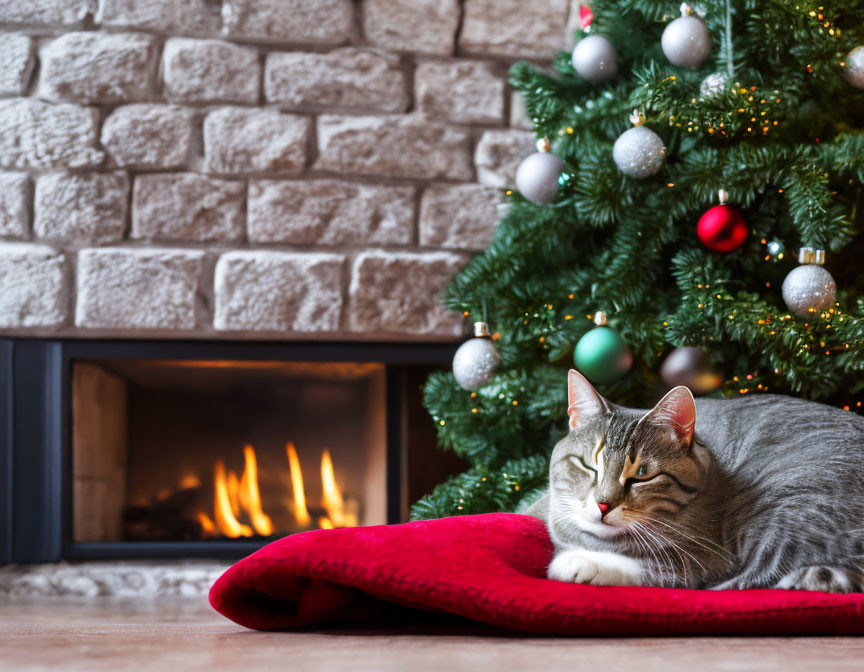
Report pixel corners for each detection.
[843,46,864,89]
[515,152,564,204]
[453,337,499,390]
[765,240,786,263]
[700,71,729,99]
[660,346,723,394]
[662,15,712,68]
[612,126,666,178]
[782,265,836,318]
[571,34,618,83]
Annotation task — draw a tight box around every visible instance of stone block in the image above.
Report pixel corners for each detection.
[97,0,221,36]
[459,0,570,59]
[248,179,414,245]
[265,48,407,113]
[316,114,472,180]
[76,247,204,330]
[0,34,34,96]
[214,251,345,333]
[510,90,534,129]
[0,0,95,26]
[101,105,193,169]
[362,0,459,54]
[348,250,466,335]
[39,32,157,103]
[0,243,67,328]
[222,0,353,45]
[0,173,30,238]
[419,184,500,250]
[34,172,128,243]
[0,99,103,170]
[415,60,505,124]
[132,174,244,242]
[203,107,309,174]
[474,129,535,187]
[163,38,259,104]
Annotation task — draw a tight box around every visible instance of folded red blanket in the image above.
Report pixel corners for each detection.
[210,513,864,635]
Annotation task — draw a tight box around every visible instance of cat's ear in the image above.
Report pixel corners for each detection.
[642,386,696,445]
[567,369,610,431]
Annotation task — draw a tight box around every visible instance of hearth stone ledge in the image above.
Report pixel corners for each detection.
[0,561,231,597]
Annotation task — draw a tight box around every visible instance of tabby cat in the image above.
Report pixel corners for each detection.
[527,369,864,592]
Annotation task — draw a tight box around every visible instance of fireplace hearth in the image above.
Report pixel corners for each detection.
[0,339,461,563]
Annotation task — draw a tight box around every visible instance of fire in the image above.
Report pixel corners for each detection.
[239,445,273,536]
[319,449,358,529]
[214,459,253,538]
[286,442,311,526]
[198,443,358,538]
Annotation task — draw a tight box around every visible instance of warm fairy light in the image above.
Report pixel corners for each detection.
[286,442,311,527]
[214,460,253,539]
[239,445,273,536]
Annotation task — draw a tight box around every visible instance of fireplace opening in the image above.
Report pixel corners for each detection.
[72,359,387,544]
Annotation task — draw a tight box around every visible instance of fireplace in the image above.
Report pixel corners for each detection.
[0,339,461,563]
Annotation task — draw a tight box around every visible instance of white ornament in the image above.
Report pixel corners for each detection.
[662,15,712,68]
[700,71,729,99]
[613,114,666,179]
[844,46,864,89]
[781,248,837,318]
[571,35,618,83]
[452,323,500,390]
[515,152,564,204]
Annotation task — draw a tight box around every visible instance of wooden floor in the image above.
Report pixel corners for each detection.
[2,597,863,671]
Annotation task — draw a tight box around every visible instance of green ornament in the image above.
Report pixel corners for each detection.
[573,313,633,384]
[765,240,786,263]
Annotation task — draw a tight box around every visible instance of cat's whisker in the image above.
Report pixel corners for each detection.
[629,522,674,587]
[635,514,734,561]
[637,519,709,583]
[631,520,681,587]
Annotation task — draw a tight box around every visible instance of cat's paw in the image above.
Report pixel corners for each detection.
[547,549,642,586]
[775,566,862,593]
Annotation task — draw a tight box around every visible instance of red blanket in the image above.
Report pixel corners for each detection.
[210,513,864,635]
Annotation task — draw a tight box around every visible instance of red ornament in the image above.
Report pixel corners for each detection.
[580,4,594,29]
[697,202,748,253]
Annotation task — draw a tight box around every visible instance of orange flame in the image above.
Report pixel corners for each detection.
[320,449,358,529]
[286,442,311,527]
[320,449,345,528]
[197,511,217,537]
[226,470,241,517]
[239,445,273,536]
[179,474,201,490]
[214,459,252,538]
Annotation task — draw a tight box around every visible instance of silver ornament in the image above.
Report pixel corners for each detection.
[844,46,864,89]
[782,249,836,318]
[613,125,666,178]
[515,152,563,204]
[660,346,723,394]
[571,34,618,83]
[700,71,729,99]
[765,240,786,263]
[452,323,499,390]
[662,15,712,68]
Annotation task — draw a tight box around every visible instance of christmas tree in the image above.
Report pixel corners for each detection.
[411,1,864,521]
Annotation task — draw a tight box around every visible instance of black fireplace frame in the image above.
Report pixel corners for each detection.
[0,338,456,564]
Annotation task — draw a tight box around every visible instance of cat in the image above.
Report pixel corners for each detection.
[526,369,864,592]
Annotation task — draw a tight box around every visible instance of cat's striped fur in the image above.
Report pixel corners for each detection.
[528,370,864,591]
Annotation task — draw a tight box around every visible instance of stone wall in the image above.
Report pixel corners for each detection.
[0,0,573,341]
